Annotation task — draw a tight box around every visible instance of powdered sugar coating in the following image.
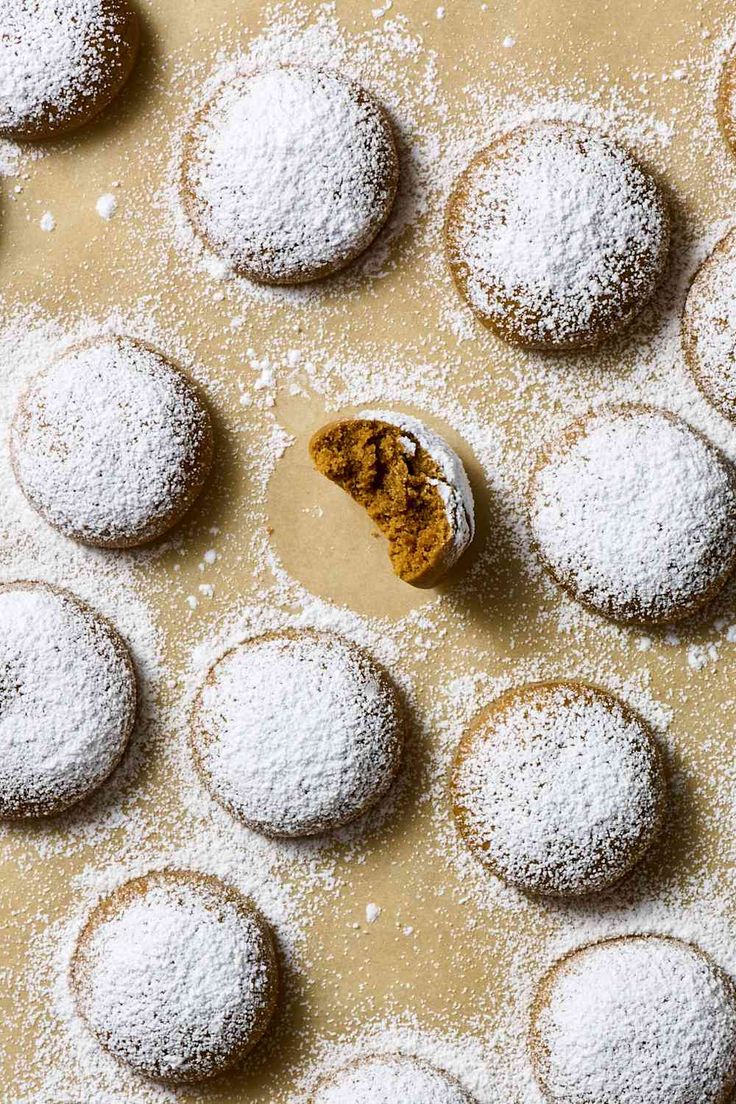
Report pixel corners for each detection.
[182,66,399,284]
[359,410,476,570]
[529,405,736,624]
[71,870,278,1083]
[445,121,670,349]
[0,0,139,140]
[311,1054,475,1102]
[531,936,736,1104]
[0,581,136,817]
[683,229,736,421]
[11,337,214,549]
[452,682,665,898]
[191,630,404,838]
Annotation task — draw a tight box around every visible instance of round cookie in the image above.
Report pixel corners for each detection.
[717,47,736,158]
[528,404,736,624]
[444,121,670,350]
[10,337,214,549]
[181,65,399,284]
[682,228,736,420]
[309,410,475,588]
[451,681,666,898]
[0,581,136,818]
[190,629,404,838]
[70,869,279,1084]
[0,0,140,140]
[310,1054,475,1103]
[530,935,736,1104]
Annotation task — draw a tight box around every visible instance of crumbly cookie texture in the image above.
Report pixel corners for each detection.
[531,936,736,1104]
[11,337,214,549]
[444,121,670,350]
[452,681,666,898]
[0,581,136,818]
[310,411,475,588]
[190,629,404,838]
[310,1055,476,1103]
[528,403,736,624]
[182,66,399,284]
[0,0,139,140]
[718,47,736,158]
[71,870,279,1084]
[682,228,736,421]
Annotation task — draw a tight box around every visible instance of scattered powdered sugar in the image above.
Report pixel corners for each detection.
[39,211,56,232]
[182,67,398,283]
[452,683,665,897]
[533,936,736,1104]
[10,336,213,549]
[0,0,134,137]
[529,406,736,624]
[0,582,136,817]
[360,409,476,565]
[445,121,670,348]
[71,871,277,1082]
[191,629,404,838]
[311,1053,474,1102]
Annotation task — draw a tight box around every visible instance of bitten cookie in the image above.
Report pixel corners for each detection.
[0,0,139,140]
[310,1055,476,1103]
[11,337,214,549]
[190,629,404,837]
[181,66,399,284]
[682,228,736,421]
[71,870,279,1083]
[451,681,666,898]
[445,121,670,350]
[528,404,736,624]
[530,935,736,1104]
[310,411,475,588]
[0,581,136,817]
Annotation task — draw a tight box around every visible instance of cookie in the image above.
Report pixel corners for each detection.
[451,681,666,898]
[528,404,736,624]
[70,870,279,1083]
[0,581,136,818]
[190,629,404,838]
[181,66,399,284]
[11,337,214,549]
[444,121,670,350]
[717,47,736,158]
[0,0,139,140]
[682,228,736,420]
[310,1054,475,1102]
[531,935,736,1104]
[309,411,475,588]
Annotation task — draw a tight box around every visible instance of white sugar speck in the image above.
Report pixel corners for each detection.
[96,193,118,220]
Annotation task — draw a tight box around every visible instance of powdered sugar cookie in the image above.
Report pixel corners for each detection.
[309,411,475,588]
[683,228,736,421]
[531,935,736,1104]
[191,629,404,838]
[445,121,670,350]
[528,404,736,624]
[718,48,736,158]
[11,337,214,549]
[181,66,399,284]
[310,1054,475,1102]
[0,0,140,140]
[71,870,278,1083]
[452,682,665,898]
[0,581,136,818]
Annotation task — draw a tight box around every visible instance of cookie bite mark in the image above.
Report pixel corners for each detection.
[181,66,399,284]
[445,121,670,350]
[0,0,140,141]
[70,870,279,1084]
[309,411,475,588]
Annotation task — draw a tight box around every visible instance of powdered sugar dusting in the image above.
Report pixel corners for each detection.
[312,1054,474,1102]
